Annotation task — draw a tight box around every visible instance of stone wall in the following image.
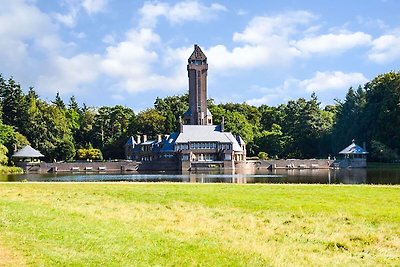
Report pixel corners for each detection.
[137,159,179,171]
[244,159,335,170]
[18,158,338,173]
[18,161,139,173]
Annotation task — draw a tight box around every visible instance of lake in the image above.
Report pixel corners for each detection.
[1,165,400,184]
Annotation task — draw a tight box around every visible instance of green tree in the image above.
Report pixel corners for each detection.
[74,104,96,148]
[0,77,28,131]
[0,144,8,165]
[224,111,254,151]
[131,108,166,138]
[363,72,400,154]
[258,105,284,132]
[154,94,188,132]
[333,86,366,151]
[92,105,134,159]
[52,92,66,109]
[370,140,399,162]
[255,124,285,158]
[68,96,80,113]
[279,93,333,158]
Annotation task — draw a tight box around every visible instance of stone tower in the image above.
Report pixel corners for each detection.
[184,44,213,125]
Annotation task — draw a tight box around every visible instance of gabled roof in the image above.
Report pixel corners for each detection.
[224,132,243,152]
[125,136,136,146]
[141,140,157,145]
[189,44,207,61]
[175,125,243,152]
[236,135,245,145]
[160,132,179,152]
[339,142,368,154]
[12,145,44,158]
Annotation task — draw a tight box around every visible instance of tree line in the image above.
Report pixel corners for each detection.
[0,71,399,163]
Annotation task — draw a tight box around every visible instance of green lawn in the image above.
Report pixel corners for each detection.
[0,183,399,266]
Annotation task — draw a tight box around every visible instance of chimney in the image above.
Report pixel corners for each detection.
[221,116,225,132]
[179,116,183,133]
[136,135,141,144]
[363,141,366,151]
[157,134,162,143]
[143,135,147,143]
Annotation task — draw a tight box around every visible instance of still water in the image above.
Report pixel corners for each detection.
[1,166,400,184]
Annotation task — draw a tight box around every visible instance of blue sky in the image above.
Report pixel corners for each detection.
[1,0,399,111]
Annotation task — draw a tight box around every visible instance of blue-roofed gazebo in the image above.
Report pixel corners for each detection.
[337,142,368,168]
[339,142,368,157]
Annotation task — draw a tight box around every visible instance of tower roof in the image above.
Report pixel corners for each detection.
[189,44,207,61]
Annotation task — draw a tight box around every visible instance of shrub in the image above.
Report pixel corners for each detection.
[76,148,103,160]
[258,151,269,160]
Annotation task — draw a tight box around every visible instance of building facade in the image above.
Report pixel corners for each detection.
[125,45,246,171]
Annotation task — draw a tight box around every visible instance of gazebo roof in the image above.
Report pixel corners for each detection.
[12,145,45,158]
[339,142,368,155]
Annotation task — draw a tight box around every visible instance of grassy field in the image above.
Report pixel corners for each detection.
[0,183,399,266]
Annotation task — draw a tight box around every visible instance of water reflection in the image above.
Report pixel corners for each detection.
[1,166,400,184]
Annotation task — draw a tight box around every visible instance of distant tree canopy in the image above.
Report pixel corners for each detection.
[0,71,399,162]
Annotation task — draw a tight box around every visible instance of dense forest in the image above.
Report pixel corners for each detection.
[0,71,399,163]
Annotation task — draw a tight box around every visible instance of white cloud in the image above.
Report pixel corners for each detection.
[246,71,368,106]
[368,34,400,63]
[299,71,368,92]
[0,0,56,40]
[74,31,87,39]
[0,1,395,109]
[102,34,116,44]
[207,43,297,71]
[206,11,316,71]
[53,9,78,28]
[205,12,377,73]
[139,0,227,28]
[100,28,188,93]
[111,94,124,101]
[53,0,108,28]
[236,9,247,16]
[0,0,104,96]
[101,28,159,78]
[246,79,302,106]
[0,0,66,80]
[82,0,108,14]
[37,54,101,94]
[356,16,388,30]
[233,11,315,44]
[139,2,168,28]
[294,32,372,55]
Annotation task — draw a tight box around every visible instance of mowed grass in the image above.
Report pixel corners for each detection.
[0,183,399,266]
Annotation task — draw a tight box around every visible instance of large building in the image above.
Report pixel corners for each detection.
[125,45,246,171]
